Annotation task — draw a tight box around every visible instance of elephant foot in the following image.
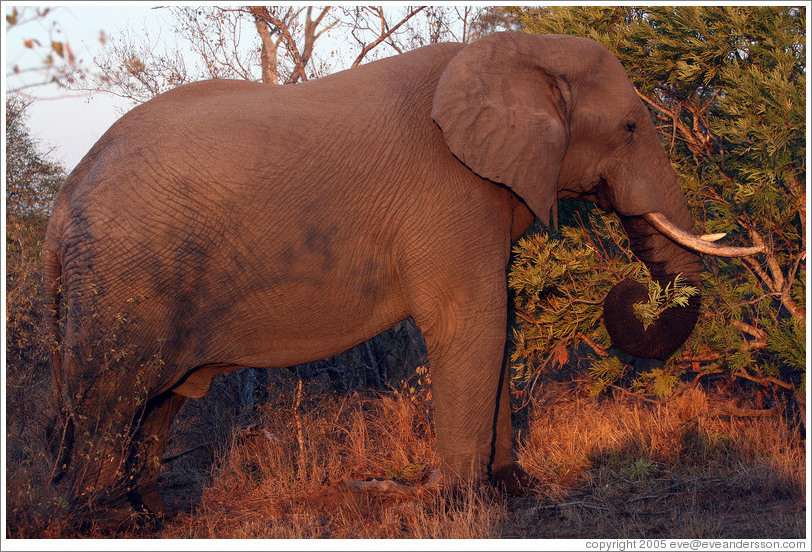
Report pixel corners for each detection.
[128,483,177,521]
[489,463,534,497]
[73,500,159,535]
[72,486,172,535]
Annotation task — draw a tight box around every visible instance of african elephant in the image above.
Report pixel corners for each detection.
[43,31,759,527]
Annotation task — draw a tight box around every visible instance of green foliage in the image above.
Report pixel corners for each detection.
[511,207,672,396]
[588,357,629,397]
[503,6,805,397]
[508,216,618,362]
[508,210,697,399]
[6,95,64,363]
[766,318,806,374]
[637,367,681,399]
[633,275,700,331]
[621,458,659,482]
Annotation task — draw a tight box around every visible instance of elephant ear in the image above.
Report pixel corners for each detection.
[432,32,569,225]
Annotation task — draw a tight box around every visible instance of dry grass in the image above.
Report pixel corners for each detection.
[148,379,806,539]
[6,327,806,540]
[158,380,508,539]
[5,218,74,538]
[507,384,806,539]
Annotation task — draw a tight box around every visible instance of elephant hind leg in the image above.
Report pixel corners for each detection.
[125,391,187,519]
[64,389,186,532]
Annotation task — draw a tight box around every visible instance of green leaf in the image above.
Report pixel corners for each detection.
[632,275,700,330]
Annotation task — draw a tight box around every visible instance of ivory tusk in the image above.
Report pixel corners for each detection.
[700,232,727,242]
[643,212,764,257]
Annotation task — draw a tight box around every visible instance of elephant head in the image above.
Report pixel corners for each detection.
[432,32,760,359]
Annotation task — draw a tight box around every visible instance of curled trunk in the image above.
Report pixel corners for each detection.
[604,209,702,360]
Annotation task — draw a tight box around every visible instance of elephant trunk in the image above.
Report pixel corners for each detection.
[603,189,702,360]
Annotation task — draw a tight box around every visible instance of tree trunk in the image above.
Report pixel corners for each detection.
[250,7,279,84]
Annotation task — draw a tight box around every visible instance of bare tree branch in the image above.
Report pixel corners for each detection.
[349,6,426,67]
[76,6,494,101]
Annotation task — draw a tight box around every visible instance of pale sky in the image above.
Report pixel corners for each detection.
[3,3,410,171]
[4,3,483,172]
[5,4,192,171]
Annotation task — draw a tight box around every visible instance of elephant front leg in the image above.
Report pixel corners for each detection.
[488,353,533,495]
[414,296,522,491]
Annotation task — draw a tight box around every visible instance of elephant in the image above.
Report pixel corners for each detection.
[43,31,760,527]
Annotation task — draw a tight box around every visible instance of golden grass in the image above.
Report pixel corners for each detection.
[152,380,805,539]
[159,383,508,539]
[6,353,805,539]
[507,385,805,538]
[521,385,804,492]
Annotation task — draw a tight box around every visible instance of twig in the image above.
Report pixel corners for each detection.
[351,7,426,67]
[688,364,794,391]
[626,476,725,504]
[295,378,306,476]
[580,335,608,357]
[733,371,795,391]
[608,385,659,404]
[691,369,725,385]
[161,441,212,463]
[536,499,609,511]
[707,404,780,418]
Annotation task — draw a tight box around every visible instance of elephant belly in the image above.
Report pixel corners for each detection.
[60,149,418,389]
[206,272,408,369]
[165,234,410,371]
[170,281,408,399]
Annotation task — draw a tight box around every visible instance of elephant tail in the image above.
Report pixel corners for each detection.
[42,211,74,483]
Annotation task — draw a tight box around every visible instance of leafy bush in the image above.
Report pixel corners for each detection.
[6,95,68,536]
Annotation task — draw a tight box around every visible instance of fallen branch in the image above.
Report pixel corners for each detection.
[343,477,413,496]
[343,468,442,497]
[734,371,796,391]
[689,366,795,392]
[707,404,780,418]
[161,441,212,463]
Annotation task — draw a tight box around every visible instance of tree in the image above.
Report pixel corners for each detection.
[6,95,64,220]
[6,95,64,332]
[6,94,66,471]
[502,6,805,398]
[86,6,468,103]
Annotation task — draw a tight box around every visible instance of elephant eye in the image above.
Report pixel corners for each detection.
[626,121,637,133]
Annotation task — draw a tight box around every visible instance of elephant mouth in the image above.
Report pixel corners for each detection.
[643,211,764,257]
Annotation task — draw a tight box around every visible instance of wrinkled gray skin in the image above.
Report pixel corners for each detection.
[44,32,700,527]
